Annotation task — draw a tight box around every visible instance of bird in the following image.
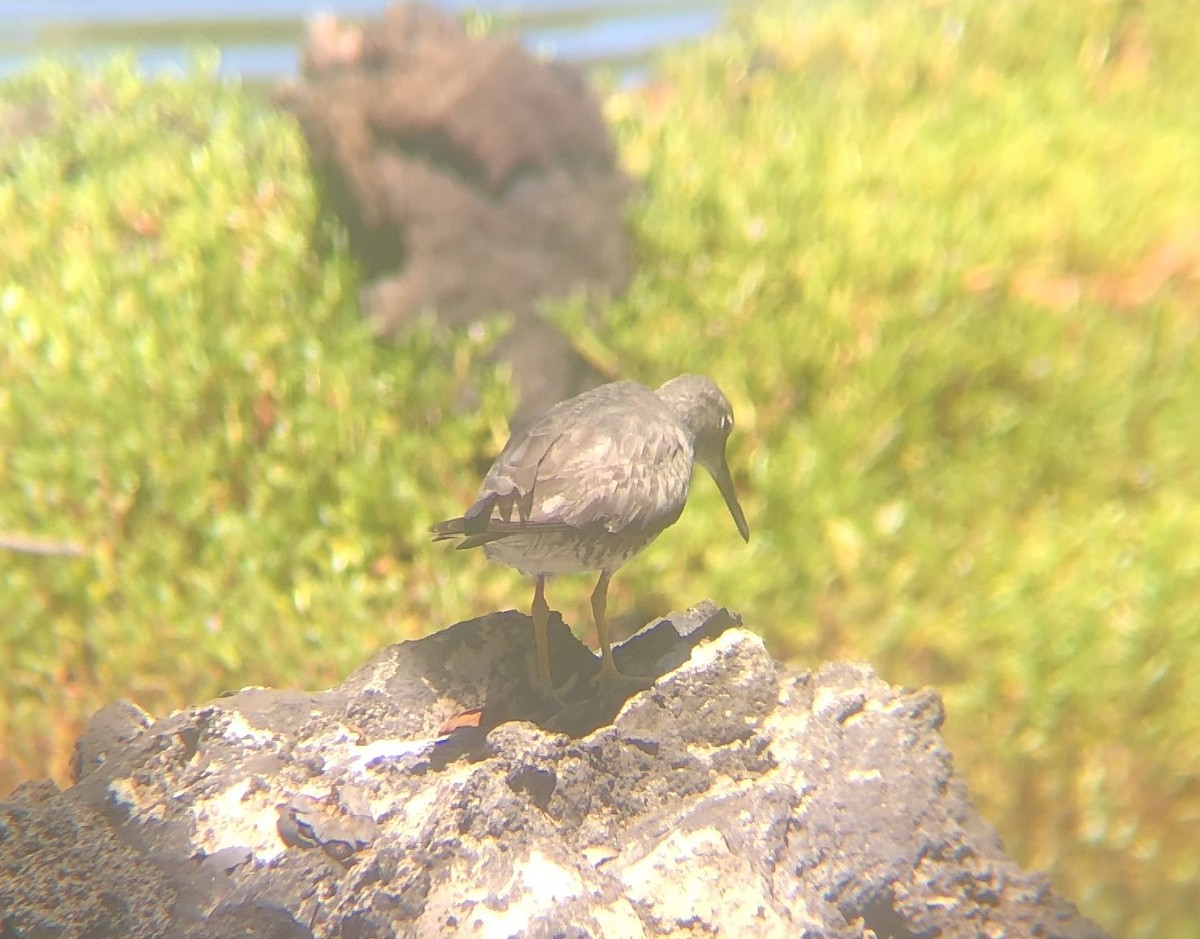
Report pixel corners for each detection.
[431,374,750,691]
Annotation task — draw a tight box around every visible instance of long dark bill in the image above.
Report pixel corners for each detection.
[711,456,750,543]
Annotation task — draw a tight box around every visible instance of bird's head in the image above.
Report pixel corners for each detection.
[656,375,750,543]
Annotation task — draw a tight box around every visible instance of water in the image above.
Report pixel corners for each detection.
[1,0,732,84]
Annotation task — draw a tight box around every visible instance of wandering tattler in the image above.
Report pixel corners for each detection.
[431,374,750,689]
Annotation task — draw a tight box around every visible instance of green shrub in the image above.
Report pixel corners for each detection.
[0,56,511,786]
[563,2,1199,936]
[4,1,1199,935]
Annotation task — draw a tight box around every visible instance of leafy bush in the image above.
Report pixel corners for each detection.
[569,2,1199,936]
[3,1,1199,935]
[0,56,511,786]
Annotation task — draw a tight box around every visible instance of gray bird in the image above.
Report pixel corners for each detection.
[431,374,750,690]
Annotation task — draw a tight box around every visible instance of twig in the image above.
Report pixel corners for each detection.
[0,533,88,557]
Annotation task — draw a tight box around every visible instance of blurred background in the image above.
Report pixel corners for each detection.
[3,2,1199,939]
[2,0,729,83]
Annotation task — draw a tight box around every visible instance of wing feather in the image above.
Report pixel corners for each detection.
[445,381,694,543]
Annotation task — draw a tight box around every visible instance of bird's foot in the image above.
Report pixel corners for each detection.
[528,658,578,703]
[589,660,654,693]
[547,672,579,700]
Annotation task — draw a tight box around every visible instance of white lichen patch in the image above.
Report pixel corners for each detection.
[619,824,793,936]
[591,902,648,938]
[107,776,166,823]
[621,826,730,924]
[418,845,629,937]
[671,628,769,682]
[189,776,286,863]
[218,710,286,748]
[469,850,585,935]
[383,760,475,830]
[810,684,866,722]
[348,655,401,695]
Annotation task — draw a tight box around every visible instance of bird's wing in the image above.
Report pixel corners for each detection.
[475,385,693,535]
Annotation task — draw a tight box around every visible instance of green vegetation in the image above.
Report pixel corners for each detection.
[2,1,1198,937]
[0,54,512,783]
[585,2,1200,936]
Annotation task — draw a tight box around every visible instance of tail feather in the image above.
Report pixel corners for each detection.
[455,531,507,550]
[430,517,467,541]
[430,493,504,548]
[430,516,508,549]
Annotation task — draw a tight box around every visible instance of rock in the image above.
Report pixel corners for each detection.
[71,697,152,781]
[0,602,1108,938]
[0,781,177,939]
[278,2,630,425]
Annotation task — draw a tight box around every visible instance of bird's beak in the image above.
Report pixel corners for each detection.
[710,454,750,543]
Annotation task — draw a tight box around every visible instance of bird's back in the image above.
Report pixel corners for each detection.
[487,381,691,523]
[438,380,696,575]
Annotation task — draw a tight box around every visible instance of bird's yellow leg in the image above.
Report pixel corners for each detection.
[591,569,622,683]
[531,575,554,691]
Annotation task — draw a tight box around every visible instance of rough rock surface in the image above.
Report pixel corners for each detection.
[279,2,628,425]
[0,602,1107,938]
